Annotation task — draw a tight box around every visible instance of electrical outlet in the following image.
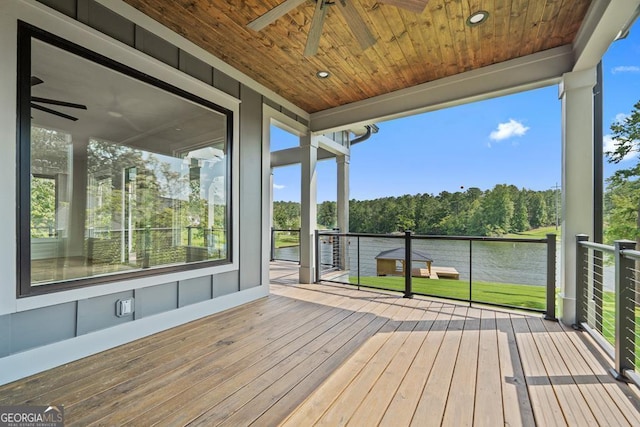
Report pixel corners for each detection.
[116,298,134,317]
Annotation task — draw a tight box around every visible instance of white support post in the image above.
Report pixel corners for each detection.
[559,67,596,325]
[337,154,349,233]
[269,169,274,230]
[337,154,350,269]
[299,134,318,283]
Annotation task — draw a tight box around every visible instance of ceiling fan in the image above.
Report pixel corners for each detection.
[247,0,429,57]
[30,76,87,122]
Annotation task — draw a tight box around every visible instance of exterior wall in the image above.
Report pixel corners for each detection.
[376,259,399,276]
[0,0,309,385]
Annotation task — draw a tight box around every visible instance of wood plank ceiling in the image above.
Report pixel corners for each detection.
[122,0,592,113]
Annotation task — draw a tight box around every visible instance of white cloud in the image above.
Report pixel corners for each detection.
[273,183,285,190]
[612,66,640,74]
[489,119,530,141]
[603,134,635,161]
[615,113,629,123]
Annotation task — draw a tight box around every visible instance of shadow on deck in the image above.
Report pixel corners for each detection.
[0,262,638,425]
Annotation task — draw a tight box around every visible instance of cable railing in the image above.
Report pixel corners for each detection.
[270,228,301,263]
[316,230,557,317]
[576,234,640,385]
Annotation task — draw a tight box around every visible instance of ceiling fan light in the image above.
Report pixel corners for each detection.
[467,10,489,26]
[316,70,330,79]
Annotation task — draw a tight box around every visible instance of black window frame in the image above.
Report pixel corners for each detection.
[17,22,233,297]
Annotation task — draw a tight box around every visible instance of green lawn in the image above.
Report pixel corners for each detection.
[274,233,300,248]
[504,225,561,239]
[349,276,546,310]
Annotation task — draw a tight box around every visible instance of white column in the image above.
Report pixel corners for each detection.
[299,135,318,283]
[269,169,274,230]
[337,154,349,269]
[559,67,596,325]
[337,154,349,233]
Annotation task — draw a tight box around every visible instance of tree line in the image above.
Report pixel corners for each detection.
[274,98,640,242]
[273,184,560,236]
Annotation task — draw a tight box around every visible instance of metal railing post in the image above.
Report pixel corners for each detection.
[404,230,413,298]
[545,233,557,321]
[332,228,340,268]
[270,227,275,261]
[314,229,320,283]
[297,228,301,265]
[613,239,636,380]
[575,234,589,326]
[357,235,361,290]
[469,240,473,306]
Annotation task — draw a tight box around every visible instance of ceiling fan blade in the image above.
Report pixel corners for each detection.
[31,103,79,121]
[247,0,308,31]
[30,76,44,87]
[304,0,329,57]
[32,97,87,110]
[336,0,376,51]
[378,0,429,14]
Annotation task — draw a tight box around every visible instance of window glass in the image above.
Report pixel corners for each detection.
[21,29,231,292]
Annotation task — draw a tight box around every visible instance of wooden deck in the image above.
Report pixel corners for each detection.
[0,262,639,426]
[432,266,460,280]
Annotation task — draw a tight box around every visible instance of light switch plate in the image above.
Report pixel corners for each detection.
[116,298,134,317]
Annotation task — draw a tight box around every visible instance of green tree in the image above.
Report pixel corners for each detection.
[479,185,514,235]
[529,193,548,228]
[31,127,70,175]
[605,99,640,246]
[606,100,640,302]
[31,177,56,237]
[317,201,337,229]
[604,179,640,244]
[513,192,530,232]
[273,201,300,230]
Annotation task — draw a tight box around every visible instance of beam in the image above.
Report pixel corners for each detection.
[573,0,640,72]
[310,45,574,133]
[271,147,340,168]
[317,134,349,156]
[270,147,301,168]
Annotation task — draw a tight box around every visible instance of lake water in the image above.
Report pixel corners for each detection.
[276,236,560,286]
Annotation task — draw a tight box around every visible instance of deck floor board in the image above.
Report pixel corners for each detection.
[0,262,638,426]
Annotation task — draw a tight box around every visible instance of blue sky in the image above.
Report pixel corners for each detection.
[272,19,640,203]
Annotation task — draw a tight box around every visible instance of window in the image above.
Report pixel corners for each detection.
[17,23,233,296]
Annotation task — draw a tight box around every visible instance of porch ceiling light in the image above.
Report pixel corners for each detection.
[467,10,489,26]
[316,70,330,79]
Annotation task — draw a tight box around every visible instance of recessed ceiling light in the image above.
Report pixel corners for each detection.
[316,70,330,79]
[467,10,489,26]
[107,111,123,118]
